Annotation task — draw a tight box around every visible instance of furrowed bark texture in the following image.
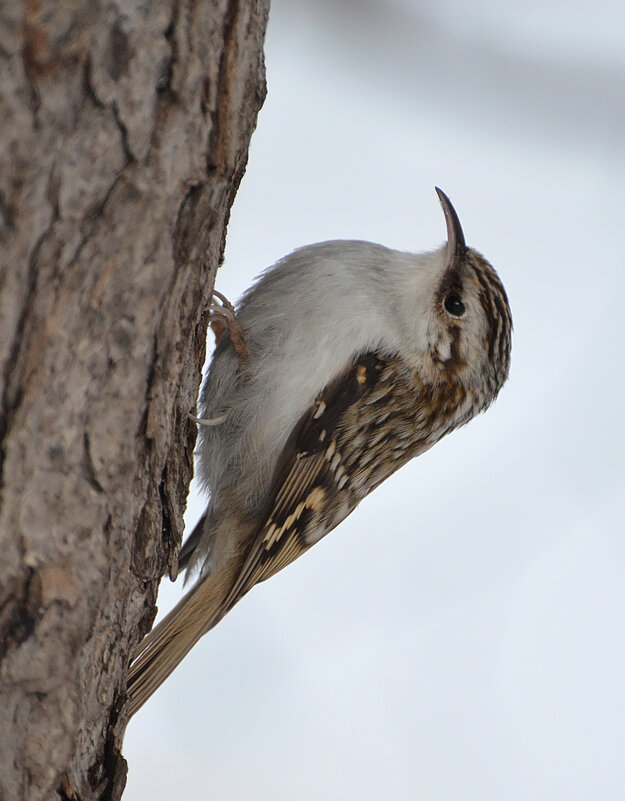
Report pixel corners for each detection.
[0,2,268,799]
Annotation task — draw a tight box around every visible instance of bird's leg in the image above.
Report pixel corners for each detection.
[208,290,248,361]
[189,291,247,429]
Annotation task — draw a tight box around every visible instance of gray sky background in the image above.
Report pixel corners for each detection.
[124,1,625,798]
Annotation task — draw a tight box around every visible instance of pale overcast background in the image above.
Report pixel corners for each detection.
[124,1,625,798]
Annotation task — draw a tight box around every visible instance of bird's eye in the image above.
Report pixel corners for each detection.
[444,293,466,317]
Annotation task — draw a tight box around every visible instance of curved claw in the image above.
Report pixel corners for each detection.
[206,292,248,361]
[212,290,235,313]
[188,412,228,427]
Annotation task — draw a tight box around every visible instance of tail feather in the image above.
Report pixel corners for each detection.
[177,511,208,575]
[126,561,237,718]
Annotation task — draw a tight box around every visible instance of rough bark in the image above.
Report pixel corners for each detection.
[0,1,268,799]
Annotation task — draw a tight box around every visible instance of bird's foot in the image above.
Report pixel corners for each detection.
[207,290,248,361]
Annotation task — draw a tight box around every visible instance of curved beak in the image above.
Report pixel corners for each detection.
[435,187,466,266]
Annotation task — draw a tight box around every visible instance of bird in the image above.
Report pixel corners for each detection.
[126,188,512,717]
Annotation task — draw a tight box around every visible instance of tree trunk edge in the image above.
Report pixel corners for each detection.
[0,1,270,799]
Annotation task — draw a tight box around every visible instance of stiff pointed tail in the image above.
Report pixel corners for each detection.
[126,562,237,718]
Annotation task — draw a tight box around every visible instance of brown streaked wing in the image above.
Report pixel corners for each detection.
[216,352,386,615]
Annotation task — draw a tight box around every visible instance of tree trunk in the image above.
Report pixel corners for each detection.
[0,2,268,799]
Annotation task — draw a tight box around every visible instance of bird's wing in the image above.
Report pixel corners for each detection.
[127,352,418,717]
[218,351,388,615]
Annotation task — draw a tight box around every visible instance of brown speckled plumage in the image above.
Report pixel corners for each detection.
[126,189,512,717]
